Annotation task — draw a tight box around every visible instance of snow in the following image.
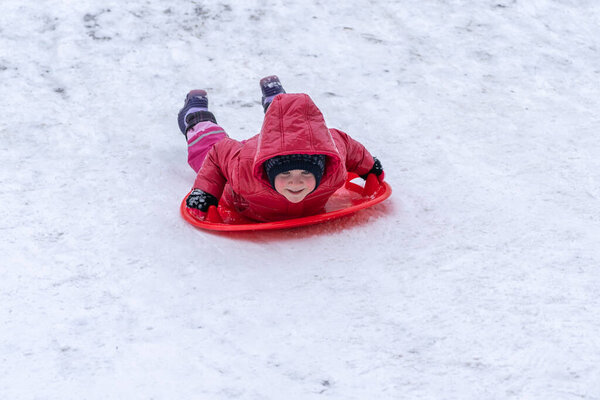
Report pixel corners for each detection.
[2,0,600,399]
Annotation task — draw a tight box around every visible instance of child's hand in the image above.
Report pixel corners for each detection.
[361,157,385,182]
[186,189,219,220]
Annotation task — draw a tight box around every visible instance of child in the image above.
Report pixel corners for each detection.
[179,75,384,222]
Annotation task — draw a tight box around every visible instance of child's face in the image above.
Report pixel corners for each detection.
[274,169,317,203]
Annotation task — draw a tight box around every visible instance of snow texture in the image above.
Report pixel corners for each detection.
[2,0,600,399]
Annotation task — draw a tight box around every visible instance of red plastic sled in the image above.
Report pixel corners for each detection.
[180,173,392,231]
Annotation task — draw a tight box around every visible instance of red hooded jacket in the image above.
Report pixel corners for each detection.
[193,93,376,222]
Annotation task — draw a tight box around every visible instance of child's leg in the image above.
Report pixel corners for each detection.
[186,121,228,172]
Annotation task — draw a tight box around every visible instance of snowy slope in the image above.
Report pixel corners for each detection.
[2,0,600,399]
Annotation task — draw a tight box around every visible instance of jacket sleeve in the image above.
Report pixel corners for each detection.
[192,138,240,200]
[330,128,375,177]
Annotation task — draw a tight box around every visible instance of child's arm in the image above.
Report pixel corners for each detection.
[186,139,239,219]
[192,145,229,199]
[331,129,385,181]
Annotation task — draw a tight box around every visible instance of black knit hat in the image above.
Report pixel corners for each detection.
[264,154,327,190]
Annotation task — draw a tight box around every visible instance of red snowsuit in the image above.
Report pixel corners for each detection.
[191,93,376,222]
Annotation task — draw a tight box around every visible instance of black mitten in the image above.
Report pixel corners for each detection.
[186,189,218,212]
[360,157,384,181]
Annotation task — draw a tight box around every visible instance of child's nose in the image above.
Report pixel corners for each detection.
[290,175,304,185]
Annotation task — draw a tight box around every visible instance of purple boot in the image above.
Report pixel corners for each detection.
[177,90,217,136]
[260,75,286,112]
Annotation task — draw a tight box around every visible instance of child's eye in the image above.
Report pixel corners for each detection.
[280,171,291,176]
[301,170,311,175]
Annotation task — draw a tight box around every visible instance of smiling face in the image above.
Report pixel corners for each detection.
[274,169,317,203]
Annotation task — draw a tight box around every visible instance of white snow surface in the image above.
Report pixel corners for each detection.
[2,0,600,399]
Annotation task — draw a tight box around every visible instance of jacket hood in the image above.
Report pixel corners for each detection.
[252,93,342,181]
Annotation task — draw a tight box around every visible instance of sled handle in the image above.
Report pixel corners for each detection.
[206,205,223,223]
[362,173,381,196]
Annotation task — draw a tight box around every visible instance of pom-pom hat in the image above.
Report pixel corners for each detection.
[264,154,326,190]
